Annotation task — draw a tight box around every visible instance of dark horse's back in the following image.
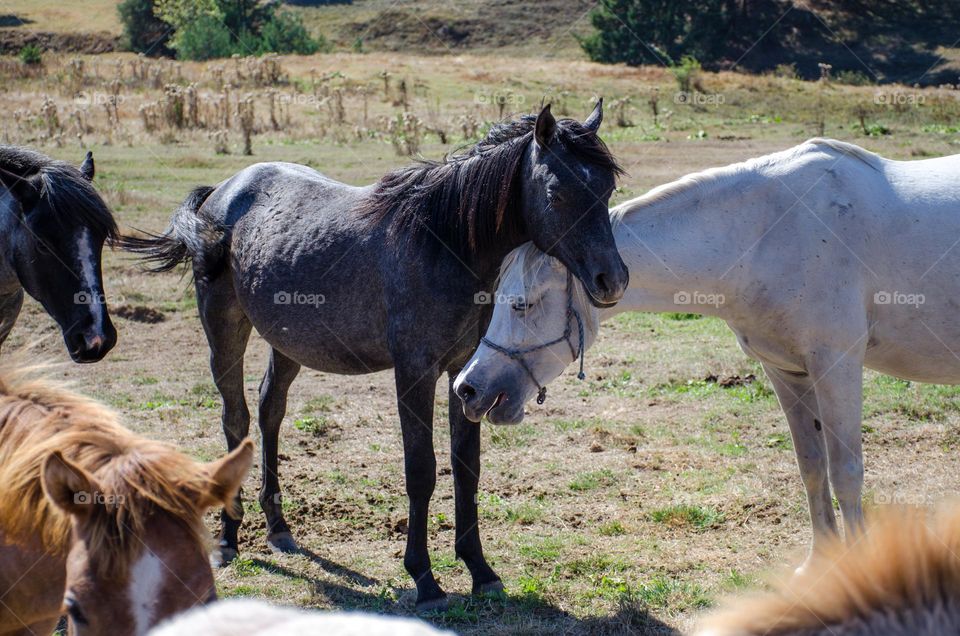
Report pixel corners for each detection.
[204,162,395,373]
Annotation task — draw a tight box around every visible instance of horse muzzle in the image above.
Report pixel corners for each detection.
[454,374,526,425]
[582,260,629,308]
[66,326,117,363]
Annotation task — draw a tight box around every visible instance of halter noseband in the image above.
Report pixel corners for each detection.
[480,271,586,405]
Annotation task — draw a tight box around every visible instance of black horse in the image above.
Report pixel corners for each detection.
[124,103,628,609]
[0,147,118,362]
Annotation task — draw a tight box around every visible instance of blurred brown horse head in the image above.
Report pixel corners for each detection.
[0,361,252,635]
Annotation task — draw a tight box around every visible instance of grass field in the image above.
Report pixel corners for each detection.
[4,48,960,635]
[0,1,120,33]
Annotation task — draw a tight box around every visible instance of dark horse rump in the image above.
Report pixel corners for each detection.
[123,102,628,610]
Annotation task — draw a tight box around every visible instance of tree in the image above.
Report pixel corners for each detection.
[117,0,174,56]
[154,0,325,60]
[259,11,325,55]
[580,0,800,67]
[579,0,960,79]
[580,0,702,66]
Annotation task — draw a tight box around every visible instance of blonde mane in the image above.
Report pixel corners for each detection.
[699,504,960,635]
[0,361,214,576]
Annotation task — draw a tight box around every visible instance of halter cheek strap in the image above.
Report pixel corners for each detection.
[480,271,587,405]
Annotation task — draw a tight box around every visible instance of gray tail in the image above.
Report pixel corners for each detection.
[118,185,227,282]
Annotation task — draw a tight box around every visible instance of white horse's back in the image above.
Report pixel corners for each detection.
[148,599,454,636]
[690,139,960,384]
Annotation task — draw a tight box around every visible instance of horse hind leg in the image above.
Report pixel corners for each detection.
[0,290,24,354]
[764,363,836,574]
[806,349,866,541]
[258,347,301,553]
[197,277,253,565]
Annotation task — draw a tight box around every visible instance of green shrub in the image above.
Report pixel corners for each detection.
[258,11,326,55]
[161,0,326,61]
[671,56,701,93]
[175,14,236,61]
[579,0,679,66]
[118,0,173,56]
[18,44,42,66]
[834,70,874,86]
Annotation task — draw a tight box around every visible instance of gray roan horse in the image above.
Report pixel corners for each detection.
[0,147,118,362]
[123,103,628,609]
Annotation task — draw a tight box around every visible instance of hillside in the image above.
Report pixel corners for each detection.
[0,0,595,58]
[294,0,595,57]
[1,0,958,82]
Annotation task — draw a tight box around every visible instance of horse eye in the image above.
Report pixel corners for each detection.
[35,239,51,255]
[512,301,528,312]
[65,595,88,626]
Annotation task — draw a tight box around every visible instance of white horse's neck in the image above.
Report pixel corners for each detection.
[598,167,760,324]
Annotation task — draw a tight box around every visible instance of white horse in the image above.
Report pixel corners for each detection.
[453,138,960,568]
[148,599,454,636]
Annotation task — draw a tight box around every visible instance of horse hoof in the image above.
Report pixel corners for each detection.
[415,595,449,613]
[212,546,238,567]
[474,580,505,596]
[266,532,299,554]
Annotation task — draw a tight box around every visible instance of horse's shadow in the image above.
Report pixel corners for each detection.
[247,555,680,635]
[296,546,378,587]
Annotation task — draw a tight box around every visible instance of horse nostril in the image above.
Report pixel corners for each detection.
[457,382,477,401]
[594,273,611,295]
[69,331,86,351]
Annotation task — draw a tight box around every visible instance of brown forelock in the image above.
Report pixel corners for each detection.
[0,363,213,578]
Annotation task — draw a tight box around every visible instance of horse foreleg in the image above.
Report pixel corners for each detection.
[258,348,301,553]
[447,372,501,595]
[394,362,446,611]
[807,347,866,541]
[764,363,836,572]
[198,280,253,565]
[0,290,23,354]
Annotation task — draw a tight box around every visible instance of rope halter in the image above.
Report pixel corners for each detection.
[480,270,586,405]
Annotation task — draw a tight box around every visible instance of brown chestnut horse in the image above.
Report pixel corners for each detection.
[0,360,252,636]
[698,504,960,635]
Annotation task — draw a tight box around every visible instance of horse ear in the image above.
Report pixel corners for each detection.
[41,451,102,519]
[584,98,603,132]
[198,438,253,514]
[79,151,95,181]
[0,172,42,213]
[535,104,556,148]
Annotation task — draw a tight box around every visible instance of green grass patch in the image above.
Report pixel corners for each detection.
[569,469,617,492]
[649,504,724,531]
[518,536,565,563]
[488,423,538,448]
[631,574,712,611]
[294,415,332,436]
[599,520,626,536]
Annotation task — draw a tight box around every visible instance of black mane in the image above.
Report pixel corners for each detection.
[0,146,117,240]
[359,115,623,259]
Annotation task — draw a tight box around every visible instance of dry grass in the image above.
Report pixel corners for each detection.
[0,0,121,33]
[4,50,960,634]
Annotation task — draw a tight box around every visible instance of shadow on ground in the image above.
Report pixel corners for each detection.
[249,554,680,636]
